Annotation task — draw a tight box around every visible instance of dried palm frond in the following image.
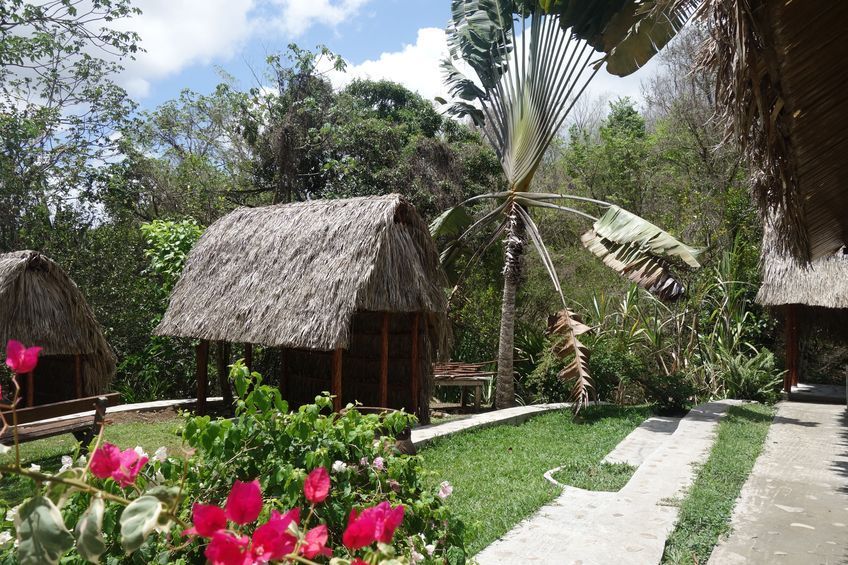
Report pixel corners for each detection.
[547,308,593,412]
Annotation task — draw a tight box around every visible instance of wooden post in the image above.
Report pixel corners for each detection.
[411,313,420,417]
[785,304,799,392]
[74,354,83,398]
[244,343,253,373]
[331,348,343,412]
[196,340,210,415]
[216,341,233,405]
[380,313,389,407]
[26,372,34,407]
[278,347,288,398]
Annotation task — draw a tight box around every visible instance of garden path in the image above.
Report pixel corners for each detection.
[475,400,743,565]
[708,401,848,564]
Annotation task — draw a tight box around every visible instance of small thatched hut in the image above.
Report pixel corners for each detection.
[155,195,448,422]
[756,223,848,391]
[0,250,116,404]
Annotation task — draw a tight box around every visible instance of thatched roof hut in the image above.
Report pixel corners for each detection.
[698,0,848,262]
[156,195,449,422]
[756,222,848,391]
[0,251,116,403]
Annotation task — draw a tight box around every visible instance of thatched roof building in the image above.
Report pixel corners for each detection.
[0,251,116,403]
[698,0,848,262]
[156,195,449,422]
[756,222,848,391]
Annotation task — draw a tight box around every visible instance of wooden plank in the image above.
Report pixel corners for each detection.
[74,354,83,398]
[786,304,799,390]
[331,348,343,412]
[244,343,253,373]
[1,393,121,426]
[26,372,34,407]
[411,313,420,417]
[196,340,210,415]
[380,312,389,407]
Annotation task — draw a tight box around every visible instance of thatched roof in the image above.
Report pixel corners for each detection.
[698,0,848,262]
[156,195,449,352]
[0,251,116,394]
[756,220,848,308]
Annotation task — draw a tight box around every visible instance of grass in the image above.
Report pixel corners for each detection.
[551,461,636,491]
[419,404,651,555]
[0,418,184,509]
[661,403,775,564]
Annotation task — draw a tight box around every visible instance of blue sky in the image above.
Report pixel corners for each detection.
[119,0,657,112]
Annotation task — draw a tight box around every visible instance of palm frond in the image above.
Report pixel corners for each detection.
[547,308,594,412]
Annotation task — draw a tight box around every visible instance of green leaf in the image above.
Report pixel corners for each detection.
[119,496,165,554]
[75,496,106,564]
[46,468,85,508]
[429,204,474,239]
[144,485,181,507]
[14,496,74,565]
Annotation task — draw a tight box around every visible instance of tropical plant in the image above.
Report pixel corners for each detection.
[433,1,701,410]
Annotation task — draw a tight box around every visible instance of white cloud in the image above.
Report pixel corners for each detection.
[331,26,658,111]
[330,27,450,102]
[117,0,374,98]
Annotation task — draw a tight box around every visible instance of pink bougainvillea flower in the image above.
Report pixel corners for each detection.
[303,467,330,504]
[225,479,262,525]
[205,531,252,565]
[351,559,369,565]
[89,443,148,487]
[301,524,332,559]
[5,340,41,375]
[373,457,385,471]
[438,480,453,499]
[183,503,227,538]
[251,508,300,562]
[342,502,405,549]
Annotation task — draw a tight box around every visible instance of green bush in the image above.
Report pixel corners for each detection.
[715,347,783,403]
[522,345,572,403]
[636,372,697,414]
[586,338,648,402]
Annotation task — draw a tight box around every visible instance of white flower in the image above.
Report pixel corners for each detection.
[77,455,87,465]
[0,531,12,546]
[134,446,148,459]
[359,457,369,467]
[438,481,453,500]
[331,460,347,473]
[28,464,40,473]
[373,457,385,471]
[58,455,73,473]
[411,550,425,563]
[153,446,168,462]
[425,543,436,556]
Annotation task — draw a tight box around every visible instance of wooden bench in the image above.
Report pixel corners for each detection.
[433,362,495,411]
[1,393,121,446]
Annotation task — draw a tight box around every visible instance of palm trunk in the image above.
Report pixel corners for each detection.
[495,206,525,409]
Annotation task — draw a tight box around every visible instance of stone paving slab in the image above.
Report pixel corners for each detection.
[603,415,682,467]
[476,400,742,565]
[708,402,848,565]
[411,403,571,448]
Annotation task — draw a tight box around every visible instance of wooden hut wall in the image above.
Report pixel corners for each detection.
[278,311,432,422]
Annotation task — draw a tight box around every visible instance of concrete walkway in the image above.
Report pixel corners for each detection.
[708,402,848,564]
[411,403,570,448]
[476,400,742,565]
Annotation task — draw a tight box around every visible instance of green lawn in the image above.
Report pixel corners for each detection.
[0,418,185,509]
[419,405,651,555]
[661,403,775,564]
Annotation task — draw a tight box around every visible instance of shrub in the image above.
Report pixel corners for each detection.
[636,372,697,414]
[715,347,783,403]
[586,338,648,403]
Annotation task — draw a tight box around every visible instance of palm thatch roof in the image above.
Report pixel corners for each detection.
[698,0,848,262]
[0,251,116,394]
[756,220,848,308]
[156,195,449,352]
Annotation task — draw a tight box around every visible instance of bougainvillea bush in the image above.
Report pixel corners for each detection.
[0,347,466,564]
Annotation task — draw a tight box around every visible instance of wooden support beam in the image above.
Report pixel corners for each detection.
[380,313,389,407]
[785,304,799,392]
[331,348,343,412]
[74,354,83,398]
[244,343,253,373]
[411,313,420,417]
[216,341,233,405]
[26,372,34,407]
[196,340,210,415]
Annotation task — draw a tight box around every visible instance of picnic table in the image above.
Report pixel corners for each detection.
[432,362,495,411]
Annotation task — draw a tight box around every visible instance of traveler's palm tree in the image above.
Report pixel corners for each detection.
[432,0,701,409]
